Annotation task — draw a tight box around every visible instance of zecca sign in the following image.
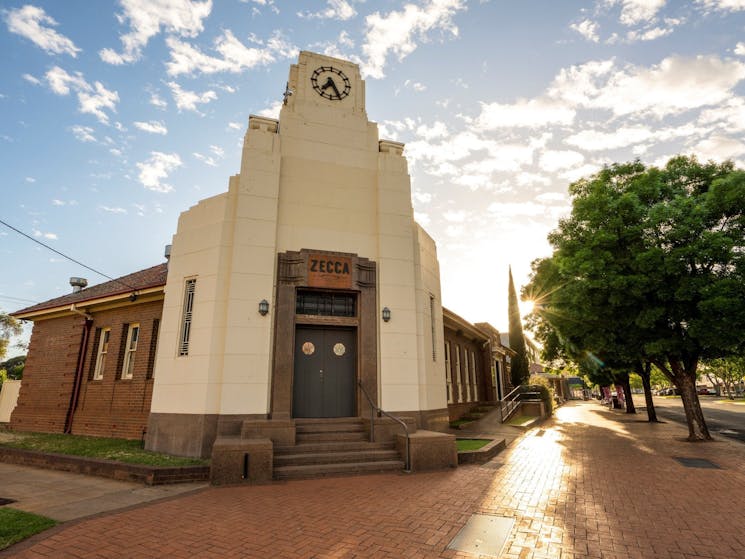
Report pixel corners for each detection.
[308,254,353,289]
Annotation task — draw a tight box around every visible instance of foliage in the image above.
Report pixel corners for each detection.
[0,433,207,466]
[508,267,530,386]
[528,374,554,415]
[506,414,534,426]
[456,439,491,451]
[0,312,22,362]
[524,156,745,440]
[0,355,25,384]
[703,356,745,399]
[0,509,56,551]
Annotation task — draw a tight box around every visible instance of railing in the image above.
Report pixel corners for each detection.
[500,385,522,422]
[358,380,411,472]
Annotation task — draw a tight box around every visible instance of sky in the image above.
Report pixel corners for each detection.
[2,0,745,356]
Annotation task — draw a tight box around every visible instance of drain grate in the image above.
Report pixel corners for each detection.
[674,457,721,469]
[481,461,503,471]
[447,514,514,557]
[0,498,16,506]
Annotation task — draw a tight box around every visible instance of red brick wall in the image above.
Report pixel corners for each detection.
[11,299,163,440]
[443,329,493,422]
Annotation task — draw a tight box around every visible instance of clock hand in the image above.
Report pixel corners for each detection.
[321,77,341,98]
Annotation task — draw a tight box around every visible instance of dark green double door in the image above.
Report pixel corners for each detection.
[293,327,356,418]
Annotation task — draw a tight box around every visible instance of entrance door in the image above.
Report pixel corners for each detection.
[293,327,356,418]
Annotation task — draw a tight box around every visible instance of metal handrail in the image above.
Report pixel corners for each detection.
[358,380,411,472]
[499,385,522,422]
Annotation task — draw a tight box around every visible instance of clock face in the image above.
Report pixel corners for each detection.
[310,66,351,101]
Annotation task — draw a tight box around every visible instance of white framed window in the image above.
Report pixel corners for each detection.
[463,348,472,402]
[456,345,464,402]
[93,328,110,380]
[179,278,196,356]
[445,341,453,404]
[471,350,478,402]
[121,324,139,380]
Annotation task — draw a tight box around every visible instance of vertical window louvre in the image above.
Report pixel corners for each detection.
[121,324,139,380]
[455,345,463,402]
[147,319,160,379]
[444,341,453,404]
[92,328,109,380]
[471,350,478,402]
[430,295,436,361]
[179,278,196,356]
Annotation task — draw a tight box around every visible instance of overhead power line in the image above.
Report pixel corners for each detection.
[0,218,137,291]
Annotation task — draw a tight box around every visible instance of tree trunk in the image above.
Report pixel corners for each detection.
[636,361,658,422]
[618,372,636,414]
[673,360,711,441]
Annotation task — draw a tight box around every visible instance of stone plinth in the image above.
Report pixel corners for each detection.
[210,437,272,485]
[397,430,457,472]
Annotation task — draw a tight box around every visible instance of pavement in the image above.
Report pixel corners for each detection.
[3,400,745,558]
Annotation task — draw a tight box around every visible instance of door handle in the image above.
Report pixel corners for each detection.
[319,369,324,381]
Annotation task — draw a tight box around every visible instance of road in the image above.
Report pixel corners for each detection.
[632,394,745,443]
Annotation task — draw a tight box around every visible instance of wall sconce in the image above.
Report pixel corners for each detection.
[258,299,269,316]
[382,307,391,322]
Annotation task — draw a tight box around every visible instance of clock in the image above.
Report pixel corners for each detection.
[310,66,351,101]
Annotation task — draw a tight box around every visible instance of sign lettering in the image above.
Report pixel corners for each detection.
[308,254,353,289]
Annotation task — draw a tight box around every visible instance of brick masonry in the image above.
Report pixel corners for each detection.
[11,300,163,440]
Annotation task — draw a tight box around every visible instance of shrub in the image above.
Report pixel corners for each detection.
[527,375,555,416]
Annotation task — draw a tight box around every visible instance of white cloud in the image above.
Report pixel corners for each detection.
[404,79,427,92]
[691,135,745,161]
[165,30,297,76]
[100,206,128,214]
[625,25,674,42]
[100,0,212,65]
[5,5,80,57]
[443,210,468,222]
[473,98,575,130]
[415,121,447,140]
[45,66,119,124]
[136,151,183,192]
[606,0,666,25]
[25,177,35,183]
[571,19,599,42]
[33,229,58,240]
[22,73,41,85]
[167,81,217,112]
[412,190,432,203]
[299,0,357,20]
[697,0,745,12]
[698,97,745,131]
[736,42,745,56]
[516,172,551,187]
[150,93,168,108]
[228,121,242,130]
[487,201,546,217]
[414,211,430,226]
[565,126,654,150]
[559,163,604,183]
[536,192,567,203]
[539,150,585,172]
[70,125,97,143]
[361,0,466,78]
[133,120,168,134]
[193,145,224,167]
[52,199,65,206]
[258,99,283,119]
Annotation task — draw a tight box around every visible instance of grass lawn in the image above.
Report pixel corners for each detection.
[456,439,491,451]
[507,415,534,426]
[449,418,472,429]
[0,433,207,467]
[0,508,56,550]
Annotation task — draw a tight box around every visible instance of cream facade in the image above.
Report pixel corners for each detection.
[147,52,448,457]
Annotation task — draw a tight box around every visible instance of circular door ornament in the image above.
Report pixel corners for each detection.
[302,342,315,355]
[333,343,346,356]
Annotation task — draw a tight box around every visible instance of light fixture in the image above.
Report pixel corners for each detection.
[382,307,391,322]
[258,299,269,316]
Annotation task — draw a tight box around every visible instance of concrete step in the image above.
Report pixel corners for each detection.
[294,417,363,425]
[274,449,401,467]
[295,422,365,434]
[274,460,405,480]
[275,441,394,454]
[296,431,367,443]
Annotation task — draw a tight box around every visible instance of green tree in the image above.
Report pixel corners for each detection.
[507,266,530,386]
[525,156,745,440]
[0,311,21,362]
[703,357,745,399]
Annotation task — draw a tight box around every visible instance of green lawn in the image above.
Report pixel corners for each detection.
[456,439,491,451]
[449,418,472,428]
[0,433,207,467]
[507,415,534,426]
[0,508,56,550]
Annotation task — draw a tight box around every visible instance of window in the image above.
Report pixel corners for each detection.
[462,346,471,402]
[444,341,453,404]
[93,328,110,380]
[430,295,436,361]
[455,345,463,402]
[121,323,139,380]
[296,290,356,317]
[471,350,478,402]
[179,278,196,356]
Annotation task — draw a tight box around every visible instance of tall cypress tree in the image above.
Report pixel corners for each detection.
[508,266,530,386]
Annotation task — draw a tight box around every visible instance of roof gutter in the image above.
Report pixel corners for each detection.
[69,304,93,320]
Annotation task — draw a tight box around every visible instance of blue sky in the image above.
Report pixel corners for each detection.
[2,0,745,355]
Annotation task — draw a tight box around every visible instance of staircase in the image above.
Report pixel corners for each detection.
[273,418,404,480]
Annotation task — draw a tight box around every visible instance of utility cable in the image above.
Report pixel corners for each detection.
[0,218,137,291]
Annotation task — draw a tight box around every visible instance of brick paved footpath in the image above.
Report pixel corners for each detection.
[5,400,745,559]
